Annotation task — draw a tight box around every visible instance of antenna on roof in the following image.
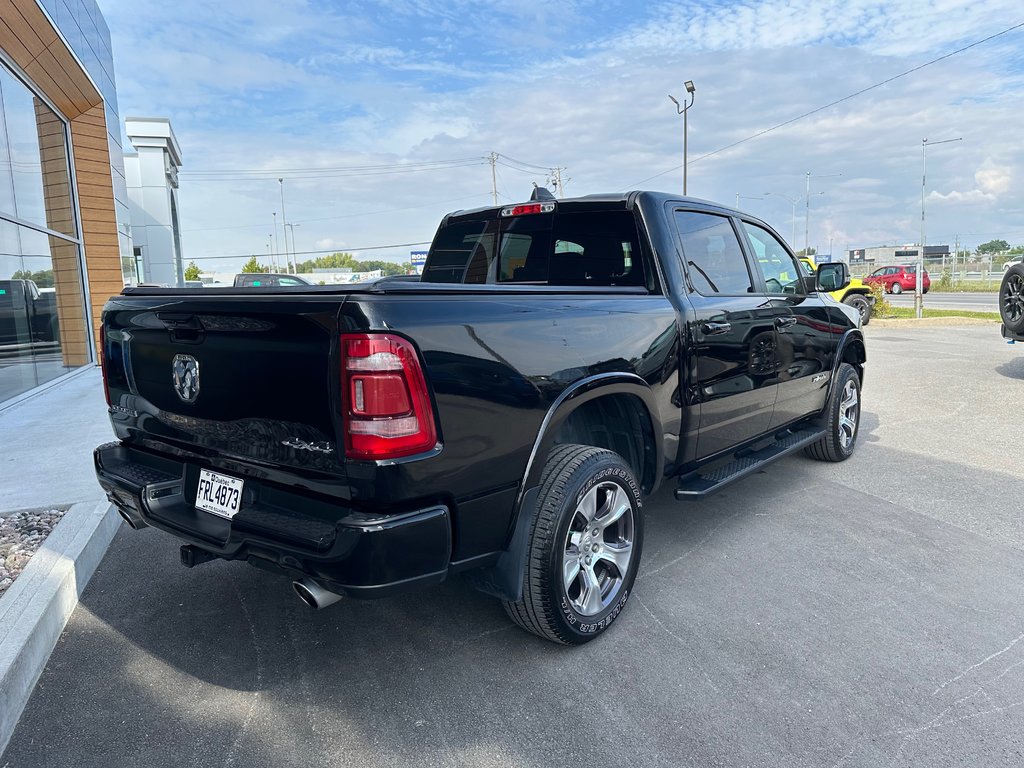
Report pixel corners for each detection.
[530,185,556,202]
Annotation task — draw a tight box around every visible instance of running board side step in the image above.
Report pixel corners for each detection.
[675,427,826,499]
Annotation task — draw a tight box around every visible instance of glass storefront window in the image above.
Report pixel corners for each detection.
[0,65,76,238]
[0,62,89,404]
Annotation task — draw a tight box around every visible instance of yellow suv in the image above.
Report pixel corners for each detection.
[800,257,873,325]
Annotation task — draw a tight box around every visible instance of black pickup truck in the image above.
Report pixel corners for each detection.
[95,191,866,644]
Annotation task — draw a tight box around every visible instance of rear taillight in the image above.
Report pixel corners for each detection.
[100,325,111,406]
[340,333,438,460]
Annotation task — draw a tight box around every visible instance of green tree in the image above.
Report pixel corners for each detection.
[977,239,1009,255]
[184,261,202,281]
[795,247,817,257]
[11,268,54,288]
[240,256,268,273]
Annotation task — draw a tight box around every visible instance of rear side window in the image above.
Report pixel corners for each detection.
[674,211,752,295]
[422,210,648,288]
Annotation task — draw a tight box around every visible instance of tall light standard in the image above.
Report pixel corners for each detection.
[286,223,301,271]
[764,191,800,248]
[804,172,840,255]
[918,137,962,317]
[735,193,762,209]
[668,80,696,195]
[278,178,295,273]
[271,212,279,271]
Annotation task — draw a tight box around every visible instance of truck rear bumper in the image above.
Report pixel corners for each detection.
[94,441,451,598]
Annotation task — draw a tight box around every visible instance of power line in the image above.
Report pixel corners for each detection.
[182,157,484,175]
[626,20,1024,188]
[187,240,433,263]
[180,193,489,233]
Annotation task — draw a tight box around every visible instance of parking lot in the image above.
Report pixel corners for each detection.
[4,323,1024,768]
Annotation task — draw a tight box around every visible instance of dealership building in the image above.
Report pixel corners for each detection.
[0,0,132,405]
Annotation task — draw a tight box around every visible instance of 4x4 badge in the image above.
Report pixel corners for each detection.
[172,354,200,403]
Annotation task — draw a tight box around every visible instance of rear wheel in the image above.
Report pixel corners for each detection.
[503,444,643,645]
[1000,263,1024,335]
[891,282,903,294]
[805,363,861,462]
[842,294,871,325]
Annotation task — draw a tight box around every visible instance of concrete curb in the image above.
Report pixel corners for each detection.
[868,317,999,328]
[0,499,121,755]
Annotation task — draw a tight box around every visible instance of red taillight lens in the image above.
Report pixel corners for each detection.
[499,202,555,217]
[341,333,438,460]
[100,324,111,406]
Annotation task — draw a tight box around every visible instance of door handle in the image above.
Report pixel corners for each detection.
[700,321,732,335]
[774,316,798,329]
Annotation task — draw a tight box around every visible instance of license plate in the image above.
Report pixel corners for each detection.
[195,469,244,519]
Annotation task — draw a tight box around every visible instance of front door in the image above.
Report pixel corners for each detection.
[738,220,836,428]
[672,209,778,460]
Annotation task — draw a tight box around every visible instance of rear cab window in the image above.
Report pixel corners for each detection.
[672,210,753,296]
[422,207,654,290]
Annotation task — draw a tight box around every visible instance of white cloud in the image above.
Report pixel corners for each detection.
[100,0,1024,271]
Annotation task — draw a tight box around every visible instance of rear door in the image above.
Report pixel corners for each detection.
[673,209,777,460]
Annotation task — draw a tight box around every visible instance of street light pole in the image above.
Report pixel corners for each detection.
[764,191,799,248]
[271,212,279,271]
[735,193,762,209]
[918,137,962,318]
[803,172,841,256]
[286,223,300,271]
[278,178,294,273]
[668,80,696,195]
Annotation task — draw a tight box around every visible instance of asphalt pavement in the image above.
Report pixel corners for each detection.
[4,324,1024,767]
[886,291,998,312]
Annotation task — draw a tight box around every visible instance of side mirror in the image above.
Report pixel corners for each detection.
[816,262,850,292]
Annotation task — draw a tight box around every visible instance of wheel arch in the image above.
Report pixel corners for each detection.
[467,373,662,603]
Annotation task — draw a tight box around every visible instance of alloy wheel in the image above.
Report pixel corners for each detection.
[1003,274,1024,323]
[562,481,635,616]
[838,380,859,450]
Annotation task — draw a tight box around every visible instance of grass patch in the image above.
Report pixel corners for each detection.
[883,307,1000,321]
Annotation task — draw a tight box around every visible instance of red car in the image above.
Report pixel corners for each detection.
[864,265,930,294]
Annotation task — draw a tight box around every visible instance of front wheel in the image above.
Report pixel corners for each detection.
[842,294,872,325]
[503,444,644,645]
[804,363,861,462]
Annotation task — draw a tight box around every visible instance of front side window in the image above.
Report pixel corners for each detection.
[742,221,804,294]
[674,210,752,295]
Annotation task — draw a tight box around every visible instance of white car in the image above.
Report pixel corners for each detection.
[1003,256,1023,271]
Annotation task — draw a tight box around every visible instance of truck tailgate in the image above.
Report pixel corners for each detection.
[102,294,344,475]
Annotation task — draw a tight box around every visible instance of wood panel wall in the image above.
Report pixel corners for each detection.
[1,0,124,364]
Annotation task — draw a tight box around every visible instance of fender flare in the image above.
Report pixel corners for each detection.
[469,372,663,602]
[824,328,866,408]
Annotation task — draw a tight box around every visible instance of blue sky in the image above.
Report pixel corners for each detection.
[100,0,1024,271]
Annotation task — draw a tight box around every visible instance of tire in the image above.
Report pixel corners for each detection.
[891,282,903,294]
[1000,263,1024,335]
[842,294,871,326]
[804,363,861,462]
[503,444,644,645]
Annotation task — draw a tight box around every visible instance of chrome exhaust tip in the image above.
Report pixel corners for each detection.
[292,578,343,610]
[116,506,147,530]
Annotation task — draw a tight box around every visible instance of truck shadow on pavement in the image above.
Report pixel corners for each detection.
[6,439,1024,768]
[995,356,1024,380]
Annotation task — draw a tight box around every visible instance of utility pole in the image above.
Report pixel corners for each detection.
[489,152,498,205]
[286,223,300,270]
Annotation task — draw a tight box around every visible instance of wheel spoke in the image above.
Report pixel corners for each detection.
[563,551,581,592]
[578,566,605,616]
[839,414,856,434]
[596,485,630,531]
[596,542,633,577]
[576,486,598,522]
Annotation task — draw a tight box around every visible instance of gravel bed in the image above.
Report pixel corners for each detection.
[0,507,68,597]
